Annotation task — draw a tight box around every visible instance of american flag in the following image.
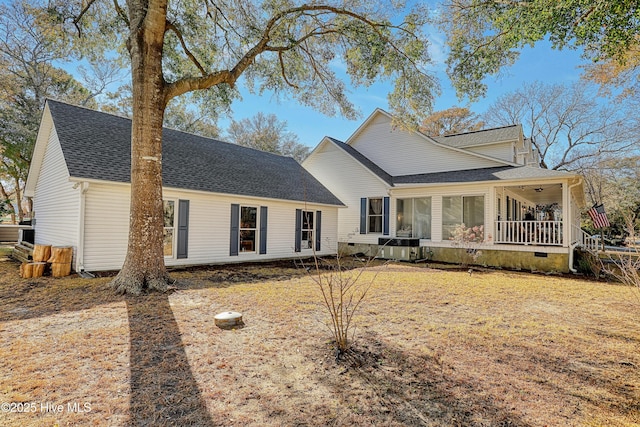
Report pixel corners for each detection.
[588,204,610,229]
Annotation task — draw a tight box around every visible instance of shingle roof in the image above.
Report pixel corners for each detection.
[325,138,576,186]
[431,125,521,148]
[393,165,577,185]
[47,100,343,206]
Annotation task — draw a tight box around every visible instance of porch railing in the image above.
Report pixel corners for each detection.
[494,220,563,246]
[572,225,600,253]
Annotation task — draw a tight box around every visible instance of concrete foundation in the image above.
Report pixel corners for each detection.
[338,242,570,273]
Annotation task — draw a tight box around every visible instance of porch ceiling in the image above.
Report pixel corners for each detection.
[510,183,563,205]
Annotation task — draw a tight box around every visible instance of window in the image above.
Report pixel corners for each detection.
[396,197,431,239]
[231,204,267,256]
[360,197,389,235]
[301,210,314,249]
[442,195,484,239]
[368,198,383,233]
[295,209,320,252]
[240,206,257,252]
[163,200,175,257]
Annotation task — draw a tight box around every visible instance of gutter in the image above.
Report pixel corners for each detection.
[76,182,89,273]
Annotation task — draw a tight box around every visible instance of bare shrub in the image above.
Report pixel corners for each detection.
[603,213,640,289]
[306,254,383,354]
[576,249,605,279]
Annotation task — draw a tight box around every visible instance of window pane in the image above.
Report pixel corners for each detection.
[414,197,431,239]
[369,216,382,233]
[302,231,313,249]
[163,200,175,227]
[303,211,313,229]
[163,229,174,257]
[241,206,257,229]
[240,230,255,252]
[396,199,413,237]
[368,198,382,215]
[442,196,462,239]
[463,196,484,229]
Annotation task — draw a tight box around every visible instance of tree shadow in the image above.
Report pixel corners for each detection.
[321,332,533,426]
[0,275,125,322]
[126,293,215,427]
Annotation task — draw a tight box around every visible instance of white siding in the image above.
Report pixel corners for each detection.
[32,126,80,258]
[303,140,389,244]
[83,183,130,271]
[81,184,340,271]
[465,142,516,163]
[349,114,501,175]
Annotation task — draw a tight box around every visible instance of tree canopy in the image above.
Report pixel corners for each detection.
[226,112,309,162]
[0,1,104,221]
[438,0,640,100]
[63,0,437,123]
[420,106,484,137]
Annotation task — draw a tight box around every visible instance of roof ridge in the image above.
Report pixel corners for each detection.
[47,99,295,160]
[47,98,131,121]
[438,123,519,138]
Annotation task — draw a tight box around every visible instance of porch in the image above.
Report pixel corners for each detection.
[492,180,598,257]
[493,181,578,248]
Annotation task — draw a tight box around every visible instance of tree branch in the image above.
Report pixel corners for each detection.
[113,0,130,27]
[72,0,99,36]
[165,4,426,102]
[278,51,298,89]
[165,21,206,76]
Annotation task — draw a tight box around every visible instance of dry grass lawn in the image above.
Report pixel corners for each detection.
[0,258,638,426]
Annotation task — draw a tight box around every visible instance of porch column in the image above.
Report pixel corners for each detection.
[487,188,496,245]
[562,182,569,247]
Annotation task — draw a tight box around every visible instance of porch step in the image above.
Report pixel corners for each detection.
[12,242,33,264]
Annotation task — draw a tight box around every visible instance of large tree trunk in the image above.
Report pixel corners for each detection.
[111,0,170,295]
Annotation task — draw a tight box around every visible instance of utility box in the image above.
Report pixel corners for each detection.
[379,245,415,261]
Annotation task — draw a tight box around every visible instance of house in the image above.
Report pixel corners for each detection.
[303,109,588,272]
[24,100,343,273]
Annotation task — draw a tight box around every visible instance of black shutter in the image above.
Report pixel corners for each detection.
[383,196,390,236]
[315,210,322,251]
[295,208,302,252]
[177,200,189,259]
[230,204,239,256]
[360,197,367,234]
[259,206,268,255]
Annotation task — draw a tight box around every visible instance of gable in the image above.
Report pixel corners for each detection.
[41,100,343,206]
[25,103,61,197]
[347,111,508,176]
[303,138,390,200]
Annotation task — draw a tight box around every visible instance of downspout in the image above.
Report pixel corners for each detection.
[567,178,583,273]
[76,182,89,273]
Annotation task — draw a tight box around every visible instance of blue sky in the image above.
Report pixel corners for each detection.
[219,39,587,147]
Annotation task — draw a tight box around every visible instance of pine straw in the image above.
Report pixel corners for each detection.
[0,260,638,426]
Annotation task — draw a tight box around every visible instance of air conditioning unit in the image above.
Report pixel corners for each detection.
[380,245,421,261]
[377,238,430,262]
